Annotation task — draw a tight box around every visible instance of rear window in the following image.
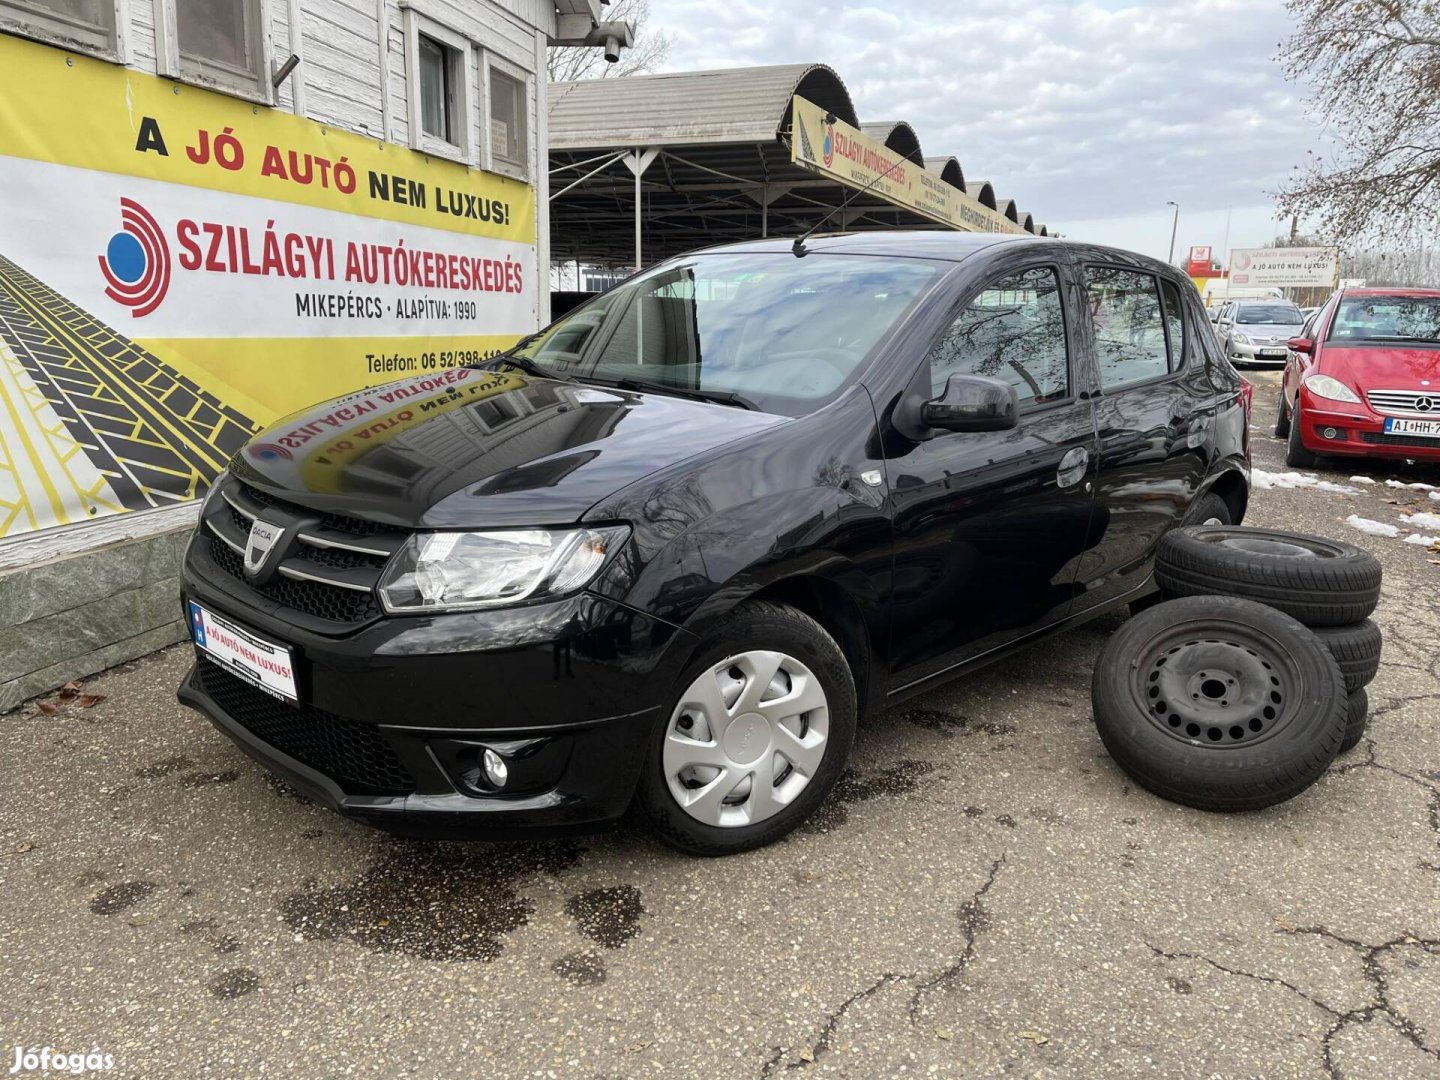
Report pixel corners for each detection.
[1235,305,1303,325]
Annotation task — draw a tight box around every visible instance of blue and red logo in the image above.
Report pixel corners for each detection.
[823,123,835,167]
[249,443,294,462]
[98,198,171,317]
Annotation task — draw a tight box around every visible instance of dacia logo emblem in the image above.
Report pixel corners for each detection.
[244,518,284,580]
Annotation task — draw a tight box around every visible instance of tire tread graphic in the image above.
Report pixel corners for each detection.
[0,254,257,535]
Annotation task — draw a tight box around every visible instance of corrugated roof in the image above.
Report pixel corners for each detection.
[967,179,997,209]
[547,63,859,150]
[859,121,924,166]
[924,156,965,191]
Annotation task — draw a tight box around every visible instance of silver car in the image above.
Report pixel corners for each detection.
[1214,299,1307,366]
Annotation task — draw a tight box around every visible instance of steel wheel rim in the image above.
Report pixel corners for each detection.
[1132,623,1302,749]
[664,650,830,828]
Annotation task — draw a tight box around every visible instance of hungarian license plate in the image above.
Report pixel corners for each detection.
[189,601,298,703]
[1259,348,1288,358]
[1384,417,1440,439]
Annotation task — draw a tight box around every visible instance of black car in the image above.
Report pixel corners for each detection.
[178,232,1250,855]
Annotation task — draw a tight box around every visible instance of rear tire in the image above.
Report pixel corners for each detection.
[1311,620,1382,693]
[1286,403,1320,468]
[1340,686,1369,754]
[1092,595,1347,811]
[1156,526,1382,627]
[1185,492,1232,528]
[636,600,856,856]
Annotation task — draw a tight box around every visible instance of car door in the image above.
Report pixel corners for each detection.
[885,258,1099,689]
[1070,262,1215,613]
[1215,301,1235,346]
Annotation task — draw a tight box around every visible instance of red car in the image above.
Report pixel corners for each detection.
[1276,287,1440,466]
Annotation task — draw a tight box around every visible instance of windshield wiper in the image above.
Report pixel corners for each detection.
[602,377,758,411]
[468,348,574,382]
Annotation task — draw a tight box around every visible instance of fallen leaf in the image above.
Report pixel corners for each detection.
[935,1027,953,1041]
[37,701,57,715]
[15,842,35,853]
[1276,916,1297,931]
[79,694,106,708]
[1018,1031,1050,1045]
[58,682,80,700]
[798,1049,815,1062]
[626,1041,651,1054]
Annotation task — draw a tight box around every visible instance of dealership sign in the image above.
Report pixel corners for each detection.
[1229,247,1340,289]
[790,96,1025,236]
[0,35,537,538]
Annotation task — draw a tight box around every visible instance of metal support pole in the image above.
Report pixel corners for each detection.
[622,148,659,273]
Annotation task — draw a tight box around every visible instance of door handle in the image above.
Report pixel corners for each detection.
[1057,446,1089,489]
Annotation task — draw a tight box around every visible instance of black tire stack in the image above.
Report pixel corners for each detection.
[1091,526,1383,812]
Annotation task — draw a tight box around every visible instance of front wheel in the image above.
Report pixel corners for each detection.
[1286,402,1320,468]
[636,600,857,855]
[1274,390,1291,438]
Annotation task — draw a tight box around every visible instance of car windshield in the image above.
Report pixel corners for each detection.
[508,253,945,415]
[1330,294,1440,344]
[1236,305,1303,325]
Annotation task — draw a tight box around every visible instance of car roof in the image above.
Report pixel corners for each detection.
[1231,297,1300,305]
[1342,287,1440,298]
[688,230,1186,278]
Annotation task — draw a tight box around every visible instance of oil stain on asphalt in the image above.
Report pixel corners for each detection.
[801,760,938,834]
[280,840,584,961]
[565,886,644,948]
[208,968,261,999]
[89,881,157,916]
[551,951,607,986]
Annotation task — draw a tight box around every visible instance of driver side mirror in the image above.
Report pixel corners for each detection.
[1288,337,1314,355]
[923,374,1018,433]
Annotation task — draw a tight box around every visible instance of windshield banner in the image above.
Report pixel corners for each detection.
[789,96,1027,237]
[0,35,537,538]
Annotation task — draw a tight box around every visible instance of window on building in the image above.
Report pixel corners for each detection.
[488,64,527,174]
[1084,267,1171,389]
[927,266,1071,408]
[403,9,473,162]
[157,0,268,101]
[418,34,456,143]
[1,0,117,57]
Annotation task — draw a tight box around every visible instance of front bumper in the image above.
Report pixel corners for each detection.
[1296,390,1440,461]
[1227,339,1291,366]
[177,539,694,838]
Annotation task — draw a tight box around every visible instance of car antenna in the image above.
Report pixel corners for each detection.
[792,112,916,257]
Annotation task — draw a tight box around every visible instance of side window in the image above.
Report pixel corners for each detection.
[156,0,270,102]
[1084,267,1170,390]
[926,266,1070,408]
[1160,279,1186,371]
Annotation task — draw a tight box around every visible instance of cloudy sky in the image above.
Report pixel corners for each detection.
[645,0,1315,262]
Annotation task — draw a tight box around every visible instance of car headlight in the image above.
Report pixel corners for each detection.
[1232,331,1251,345]
[1302,374,1362,405]
[196,469,229,522]
[378,526,629,613]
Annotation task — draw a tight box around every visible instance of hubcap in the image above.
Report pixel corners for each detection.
[664,650,830,828]
[1137,631,1295,747]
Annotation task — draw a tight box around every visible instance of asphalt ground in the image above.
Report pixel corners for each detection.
[3,369,1439,1079]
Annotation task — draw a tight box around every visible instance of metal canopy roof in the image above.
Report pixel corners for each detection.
[547,63,1051,268]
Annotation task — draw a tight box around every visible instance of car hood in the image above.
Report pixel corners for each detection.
[1234,323,1303,340]
[231,367,788,528]
[1321,344,1440,390]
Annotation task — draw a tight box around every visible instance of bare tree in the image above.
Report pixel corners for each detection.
[547,0,672,83]
[1277,2,1440,245]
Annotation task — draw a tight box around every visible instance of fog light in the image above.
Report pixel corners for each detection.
[1322,426,1338,439]
[482,748,508,788]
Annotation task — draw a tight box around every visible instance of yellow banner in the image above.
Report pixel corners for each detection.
[0,36,540,538]
[789,96,1027,236]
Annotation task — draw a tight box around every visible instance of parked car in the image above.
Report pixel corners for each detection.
[1215,298,1307,366]
[1277,286,1440,466]
[177,232,1251,854]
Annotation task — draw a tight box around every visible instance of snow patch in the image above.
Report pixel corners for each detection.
[1402,533,1439,547]
[1400,511,1440,531]
[1345,515,1401,538]
[1384,479,1437,490]
[1348,476,1376,484]
[1252,469,1360,495]
[1431,490,1440,503]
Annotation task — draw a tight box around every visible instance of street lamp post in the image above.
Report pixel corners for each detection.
[1166,201,1180,264]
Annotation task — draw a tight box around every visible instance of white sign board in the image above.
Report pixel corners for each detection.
[1229,248,1340,289]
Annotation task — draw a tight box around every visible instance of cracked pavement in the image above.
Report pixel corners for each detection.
[2,371,1438,1078]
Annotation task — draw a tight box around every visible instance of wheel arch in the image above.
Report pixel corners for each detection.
[1205,467,1250,525]
[747,574,876,720]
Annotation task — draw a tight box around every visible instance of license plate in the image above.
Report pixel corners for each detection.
[1384,417,1440,438]
[190,601,298,703]
[1259,348,1288,358]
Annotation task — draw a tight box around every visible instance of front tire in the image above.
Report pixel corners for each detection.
[1274,390,1291,438]
[1286,402,1320,468]
[637,600,856,855]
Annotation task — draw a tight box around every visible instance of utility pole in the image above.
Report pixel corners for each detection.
[1166,201,1180,264]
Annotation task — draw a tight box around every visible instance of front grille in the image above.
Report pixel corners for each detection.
[195,658,414,796]
[1367,389,1440,417]
[1360,431,1440,448]
[198,480,404,626]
